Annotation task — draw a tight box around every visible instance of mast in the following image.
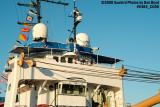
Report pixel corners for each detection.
[73,0,76,41]
[17,0,69,24]
[36,0,41,23]
[72,0,82,42]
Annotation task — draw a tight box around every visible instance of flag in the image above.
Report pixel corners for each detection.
[29,9,37,16]
[19,34,27,41]
[23,23,33,28]
[23,23,29,26]
[26,15,33,22]
[21,28,30,32]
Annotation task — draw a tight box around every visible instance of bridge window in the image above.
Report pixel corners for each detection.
[61,57,66,63]
[53,56,59,62]
[68,58,73,63]
[61,84,85,96]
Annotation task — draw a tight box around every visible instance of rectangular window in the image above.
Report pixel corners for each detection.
[53,56,59,62]
[16,94,19,102]
[61,84,85,96]
[68,58,73,63]
[61,57,66,63]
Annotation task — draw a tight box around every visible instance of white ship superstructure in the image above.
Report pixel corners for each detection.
[3,0,125,107]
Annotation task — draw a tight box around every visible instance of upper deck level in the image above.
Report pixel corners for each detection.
[6,41,123,88]
[10,41,121,65]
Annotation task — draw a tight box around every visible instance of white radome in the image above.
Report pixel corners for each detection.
[76,33,90,47]
[32,23,47,41]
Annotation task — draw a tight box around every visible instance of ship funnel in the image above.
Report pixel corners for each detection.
[32,23,48,42]
[76,33,90,47]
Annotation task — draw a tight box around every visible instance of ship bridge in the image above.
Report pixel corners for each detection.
[10,41,121,65]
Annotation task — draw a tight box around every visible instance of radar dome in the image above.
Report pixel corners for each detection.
[32,23,47,42]
[76,33,90,47]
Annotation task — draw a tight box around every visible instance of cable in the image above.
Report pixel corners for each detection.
[124,64,160,73]
[63,0,68,39]
[35,60,160,80]
[127,69,160,76]
[36,66,160,84]
[34,60,160,84]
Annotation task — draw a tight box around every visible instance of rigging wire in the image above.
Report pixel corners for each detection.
[126,71,160,77]
[43,1,55,40]
[14,0,28,46]
[36,60,160,79]
[124,64,160,73]
[63,0,67,38]
[35,61,160,84]
[127,69,160,76]
[13,0,22,34]
[36,66,160,84]
[13,0,20,24]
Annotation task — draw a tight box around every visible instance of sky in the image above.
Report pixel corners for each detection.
[0,0,160,106]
